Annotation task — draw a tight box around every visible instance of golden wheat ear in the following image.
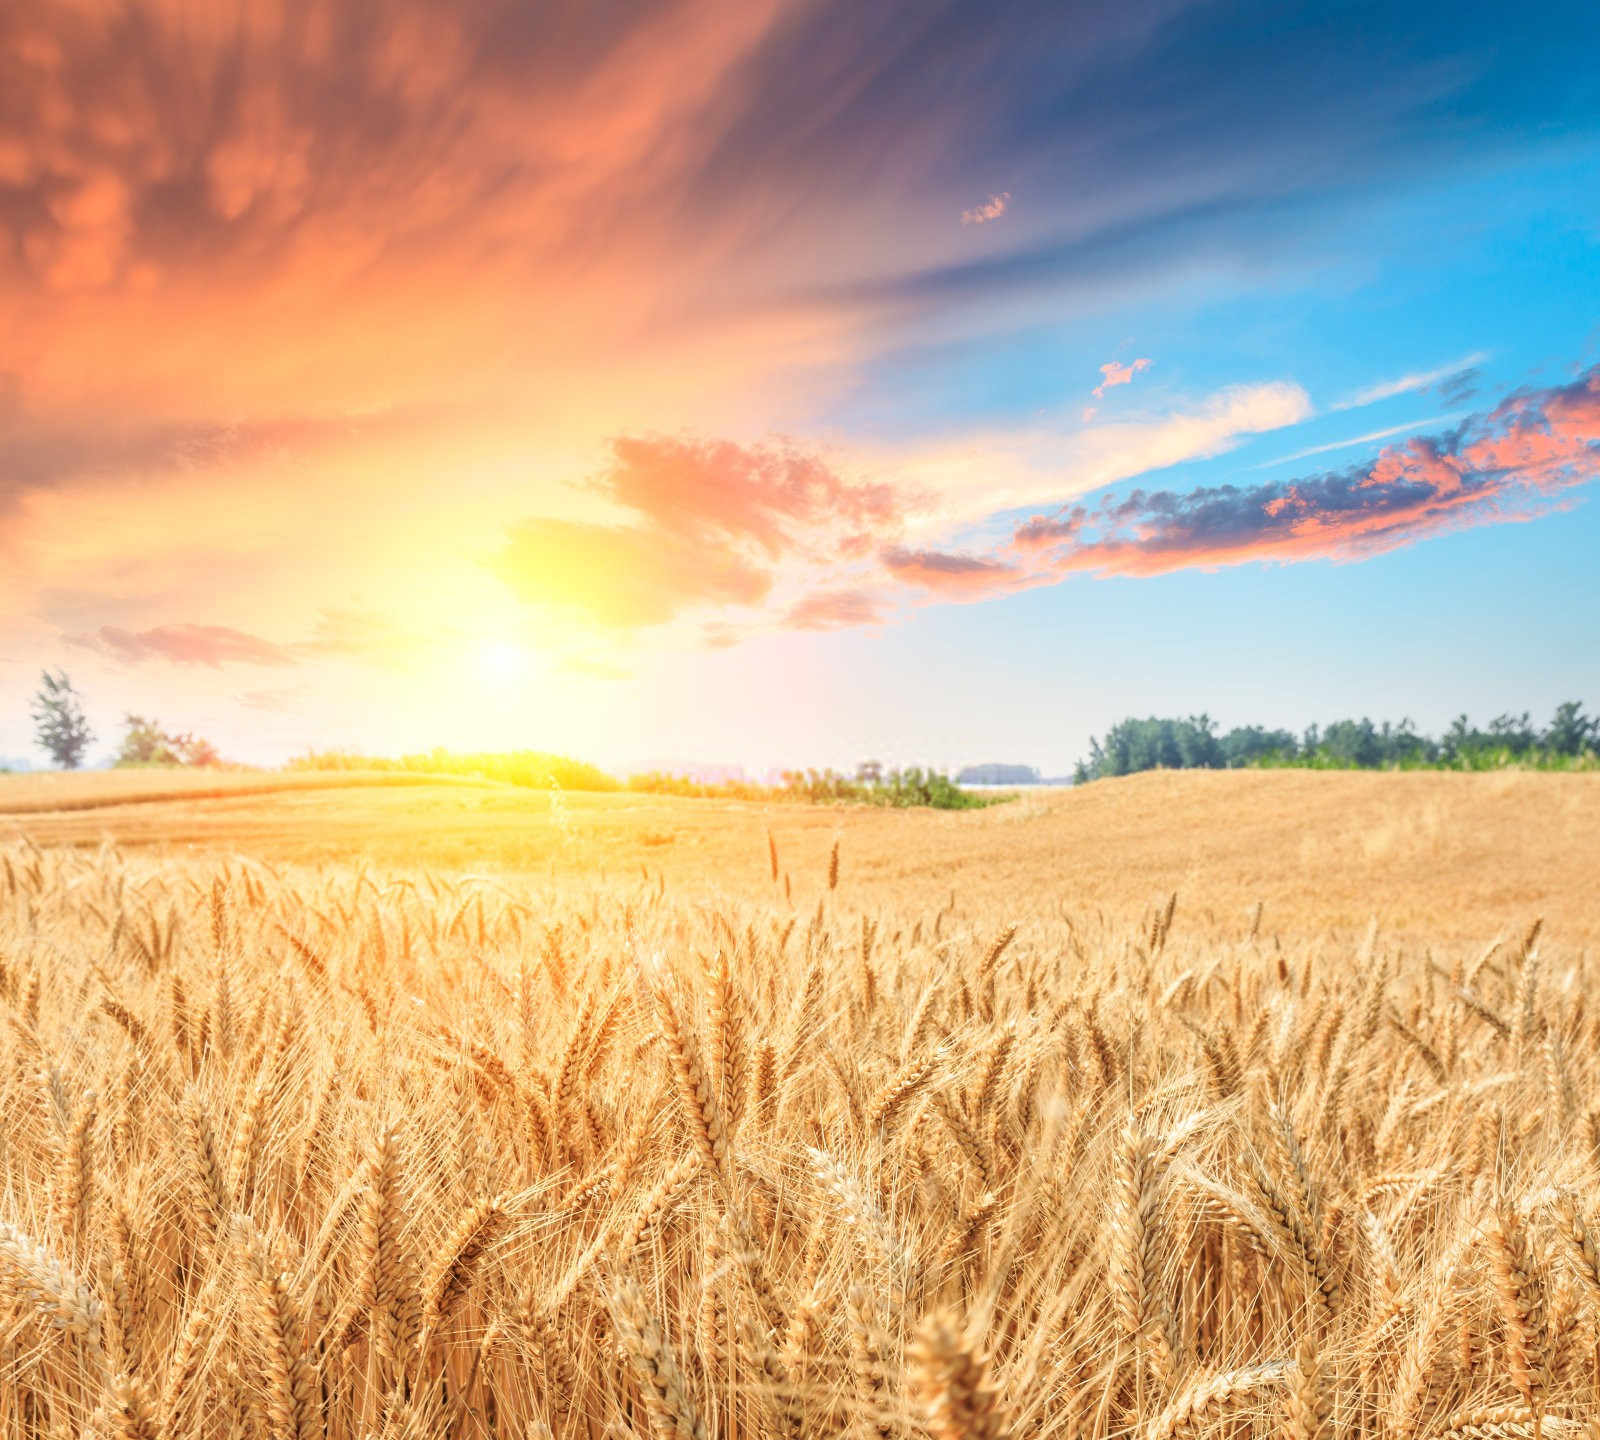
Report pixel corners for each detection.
[605,1270,709,1440]
[912,1310,1011,1440]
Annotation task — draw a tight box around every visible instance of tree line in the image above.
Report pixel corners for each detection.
[23,669,221,770]
[20,671,996,809]
[1073,703,1600,782]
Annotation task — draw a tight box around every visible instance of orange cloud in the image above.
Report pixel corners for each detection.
[496,436,907,629]
[0,0,812,427]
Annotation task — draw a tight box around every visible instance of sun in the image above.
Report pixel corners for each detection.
[474,639,532,686]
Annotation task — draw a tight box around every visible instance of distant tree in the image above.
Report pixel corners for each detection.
[1175,713,1222,769]
[1078,703,1594,780]
[1073,715,1229,782]
[115,714,221,768]
[170,732,221,767]
[1543,701,1597,757]
[1383,718,1433,765]
[30,670,94,770]
[1440,714,1475,762]
[1219,725,1298,767]
[1318,718,1381,768]
[117,714,181,766]
[1486,711,1537,756]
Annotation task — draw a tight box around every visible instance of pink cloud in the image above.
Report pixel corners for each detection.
[784,588,888,630]
[599,436,900,559]
[1092,357,1152,399]
[880,547,1026,600]
[961,192,1011,225]
[68,623,296,667]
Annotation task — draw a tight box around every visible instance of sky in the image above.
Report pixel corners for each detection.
[2,0,1598,775]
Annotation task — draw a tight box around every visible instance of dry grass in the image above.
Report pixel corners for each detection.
[2,775,1600,1438]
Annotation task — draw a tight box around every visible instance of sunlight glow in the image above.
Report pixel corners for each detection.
[475,640,533,686]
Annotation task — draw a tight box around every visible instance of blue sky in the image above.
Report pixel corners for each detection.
[0,0,1596,772]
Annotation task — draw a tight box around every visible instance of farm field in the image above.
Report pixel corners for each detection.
[2,770,1599,1440]
[3,766,1597,942]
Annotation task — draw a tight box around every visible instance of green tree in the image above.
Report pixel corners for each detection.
[1486,711,1537,755]
[1219,725,1298,767]
[1077,703,1594,780]
[30,670,94,769]
[1543,701,1597,757]
[117,714,181,766]
[116,715,222,767]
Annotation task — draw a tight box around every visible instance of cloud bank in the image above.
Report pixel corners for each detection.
[1009,365,1600,582]
[478,366,1598,638]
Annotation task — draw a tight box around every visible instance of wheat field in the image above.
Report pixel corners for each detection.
[6,768,1598,943]
[2,801,1598,1440]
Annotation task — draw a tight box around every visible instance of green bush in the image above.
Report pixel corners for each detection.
[287,750,1001,809]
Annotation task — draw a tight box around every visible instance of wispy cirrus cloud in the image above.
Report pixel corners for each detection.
[1251,411,1474,469]
[1332,352,1490,411]
[896,379,1313,529]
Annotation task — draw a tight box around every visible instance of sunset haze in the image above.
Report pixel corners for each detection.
[3,0,1597,772]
